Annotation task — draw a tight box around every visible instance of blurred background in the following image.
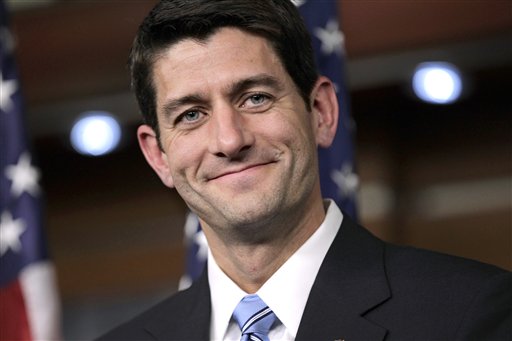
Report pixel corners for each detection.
[4,0,511,339]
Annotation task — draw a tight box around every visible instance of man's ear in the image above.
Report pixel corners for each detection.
[310,76,339,148]
[137,124,175,188]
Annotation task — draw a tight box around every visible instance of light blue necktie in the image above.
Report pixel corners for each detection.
[232,294,277,341]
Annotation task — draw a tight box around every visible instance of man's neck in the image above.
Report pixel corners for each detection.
[202,196,326,293]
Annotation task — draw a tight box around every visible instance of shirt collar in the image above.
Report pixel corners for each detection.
[208,199,343,340]
[208,249,247,341]
[258,199,342,337]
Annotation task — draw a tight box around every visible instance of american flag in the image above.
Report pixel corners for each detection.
[297,0,358,220]
[0,1,61,340]
[180,0,358,289]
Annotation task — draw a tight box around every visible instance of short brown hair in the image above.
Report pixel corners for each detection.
[130,0,318,140]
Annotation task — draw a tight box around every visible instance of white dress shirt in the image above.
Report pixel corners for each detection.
[208,200,343,341]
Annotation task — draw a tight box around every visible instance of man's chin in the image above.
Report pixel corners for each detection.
[207,203,280,231]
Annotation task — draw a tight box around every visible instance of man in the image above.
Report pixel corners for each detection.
[99,0,511,340]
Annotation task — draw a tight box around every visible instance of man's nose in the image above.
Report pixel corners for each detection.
[208,105,254,159]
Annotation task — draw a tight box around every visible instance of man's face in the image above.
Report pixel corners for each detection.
[140,28,335,234]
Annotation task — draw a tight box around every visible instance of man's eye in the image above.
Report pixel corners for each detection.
[180,111,201,122]
[249,94,266,105]
[242,93,271,109]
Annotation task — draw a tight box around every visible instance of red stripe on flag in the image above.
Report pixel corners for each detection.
[0,280,32,341]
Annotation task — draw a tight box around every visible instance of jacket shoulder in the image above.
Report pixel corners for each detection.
[383,241,509,283]
[96,273,211,341]
[95,288,192,340]
[374,241,511,338]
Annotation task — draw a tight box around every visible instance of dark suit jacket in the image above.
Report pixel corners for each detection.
[98,215,511,340]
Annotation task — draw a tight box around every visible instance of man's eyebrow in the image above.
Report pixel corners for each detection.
[227,74,284,100]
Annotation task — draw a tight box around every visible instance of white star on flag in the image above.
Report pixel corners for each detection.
[314,19,345,55]
[183,212,208,262]
[0,210,26,256]
[0,70,18,113]
[291,0,306,7]
[331,163,359,198]
[5,152,41,197]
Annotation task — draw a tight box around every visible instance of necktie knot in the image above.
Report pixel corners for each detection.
[232,294,276,341]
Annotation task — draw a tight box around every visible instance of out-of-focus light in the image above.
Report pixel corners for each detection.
[412,62,463,104]
[70,112,121,156]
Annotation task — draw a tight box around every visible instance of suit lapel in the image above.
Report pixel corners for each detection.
[144,270,211,340]
[297,215,390,341]
[140,216,390,340]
